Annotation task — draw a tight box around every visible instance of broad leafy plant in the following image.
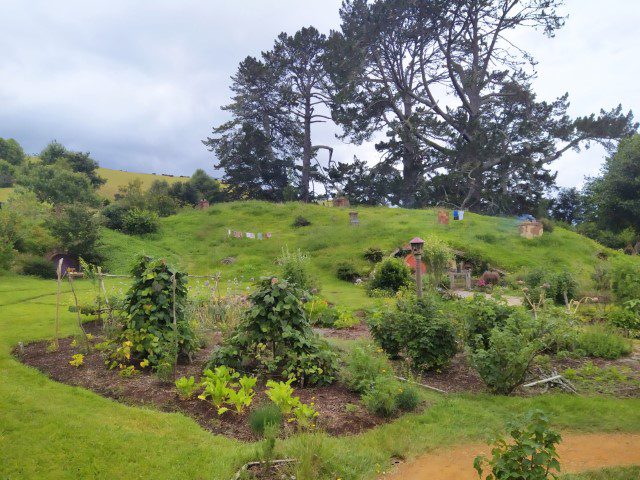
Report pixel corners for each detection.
[474,410,561,480]
[209,277,337,386]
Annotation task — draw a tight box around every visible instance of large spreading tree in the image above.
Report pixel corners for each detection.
[332,0,636,210]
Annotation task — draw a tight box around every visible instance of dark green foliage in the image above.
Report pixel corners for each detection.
[48,203,102,262]
[468,312,545,395]
[101,203,129,231]
[292,215,311,228]
[120,256,197,367]
[208,277,337,387]
[0,137,26,166]
[122,208,159,235]
[610,257,640,303]
[248,404,283,436]
[540,217,555,233]
[583,135,640,235]
[326,159,402,206]
[550,187,584,224]
[462,295,515,351]
[189,169,223,204]
[368,292,457,371]
[576,325,632,360]
[474,410,561,480]
[336,261,359,282]
[363,246,384,263]
[368,258,412,294]
[146,180,179,217]
[524,268,578,306]
[0,159,16,187]
[19,164,99,206]
[21,256,57,279]
[39,141,105,188]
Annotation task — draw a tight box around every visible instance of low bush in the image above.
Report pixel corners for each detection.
[277,247,317,293]
[540,217,555,233]
[336,261,360,282]
[333,308,359,329]
[480,271,501,286]
[610,257,640,303]
[21,256,57,279]
[368,291,457,371]
[548,270,579,305]
[363,246,384,263]
[368,258,413,295]
[608,305,640,334]
[474,410,561,480]
[468,312,545,395]
[122,208,159,235]
[340,342,393,394]
[361,376,399,418]
[101,203,129,231]
[576,325,632,360]
[462,295,515,351]
[248,404,283,436]
[395,385,420,411]
[292,215,311,228]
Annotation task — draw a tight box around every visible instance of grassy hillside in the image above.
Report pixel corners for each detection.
[100,201,619,308]
[97,167,187,198]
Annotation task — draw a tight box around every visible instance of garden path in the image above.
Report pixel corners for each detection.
[381,432,640,479]
[455,290,523,306]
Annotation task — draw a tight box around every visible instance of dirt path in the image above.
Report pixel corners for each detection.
[455,290,523,306]
[382,433,640,479]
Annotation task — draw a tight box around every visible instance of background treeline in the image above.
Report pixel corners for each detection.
[204,0,636,214]
[0,138,222,274]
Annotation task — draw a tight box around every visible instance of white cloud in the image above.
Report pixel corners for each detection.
[0,0,637,186]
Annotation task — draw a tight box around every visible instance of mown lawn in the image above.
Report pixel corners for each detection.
[2,273,640,479]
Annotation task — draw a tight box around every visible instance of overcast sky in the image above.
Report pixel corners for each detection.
[1,0,638,188]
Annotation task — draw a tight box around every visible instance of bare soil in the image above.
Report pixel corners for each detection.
[382,433,640,480]
[15,322,385,442]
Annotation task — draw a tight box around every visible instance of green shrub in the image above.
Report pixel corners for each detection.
[122,208,159,235]
[469,312,545,395]
[368,291,457,371]
[474,410,561,480]
[21,256,57,279]
[292,215,311,228]
[361,376,399,417]
[208,277,337,387]
[611,257,640,303]
[363,246,384,263]
[462,295,515,350]
[101,203,129,231]
[336,261,360,282]
[576,325,632,360]
[395,385,420,412]
[540,217,555,233]
[340,342,393,394]
[332,308,359,329]
[277,247,316,292]
[368,258,413,295]
[608,305,640,333]
[248,404,283,436]
[422,237,453,286]
[547,270,579,305]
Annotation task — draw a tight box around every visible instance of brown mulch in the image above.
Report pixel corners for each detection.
[314,320,372,341]
[15,322,385,442]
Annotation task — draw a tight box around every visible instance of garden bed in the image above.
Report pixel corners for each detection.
[15,322,386,441]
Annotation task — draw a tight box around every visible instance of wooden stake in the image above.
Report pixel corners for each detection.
[67,273,90,353]
[394,375,447,394]
[53,258,63,351]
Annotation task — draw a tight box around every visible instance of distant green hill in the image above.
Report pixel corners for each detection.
[100,201,621,308]
[0,167,188,202]
[96,168,188,198]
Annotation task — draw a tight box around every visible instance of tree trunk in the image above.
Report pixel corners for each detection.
[400,99,420,208]
[301,97,312,203]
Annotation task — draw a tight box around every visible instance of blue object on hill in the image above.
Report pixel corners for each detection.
[518,214,536,222]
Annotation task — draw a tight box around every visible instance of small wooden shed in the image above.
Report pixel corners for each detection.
[519,221,544,239]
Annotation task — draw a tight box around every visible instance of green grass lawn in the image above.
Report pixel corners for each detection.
[2,272,640,479]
